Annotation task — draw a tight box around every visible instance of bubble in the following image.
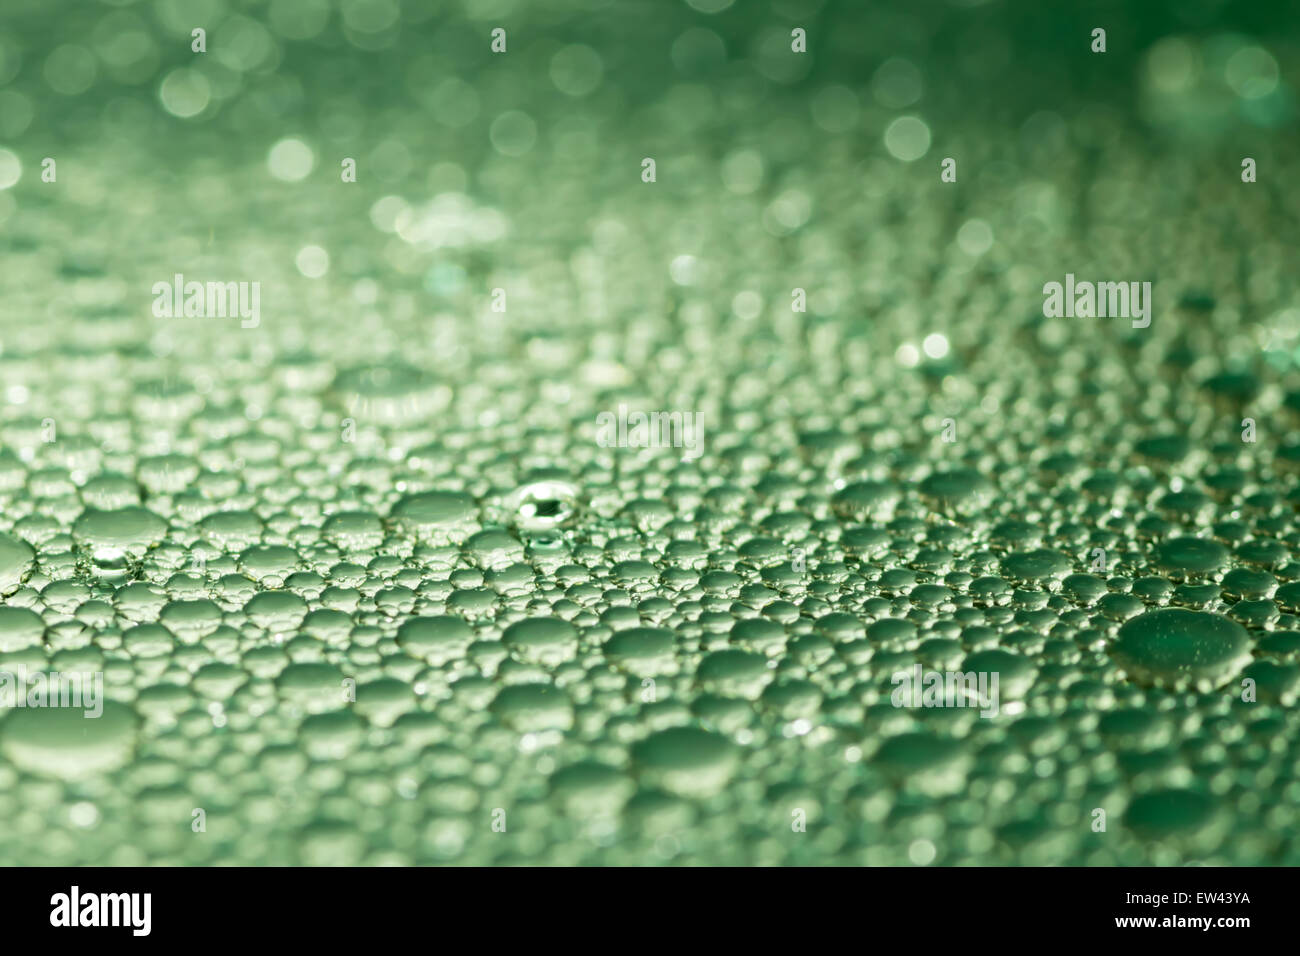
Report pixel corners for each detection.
[322,511,384,550]
[0,607,44,651]
[0,148,22,191]
[956,219,993,256]
[604,627,676,677]
[502,618,579,666]
[295,244,329,277]
[245,591,310,630]
[332,363,452,426]
[268,0,333,40]
[430,78,479,127]
[732,290,763,320]
[895,343,921,367]
[1146,37,1199,94]
[391,490,479,542]
[1153,537,1230,577]
[873,733,971,796]
[491,684,573,732]
[69,802,100,828]
[268,138,316,182]
[884,116,931,161]
[397,616,473,665]
[72,507,167,557]
[0,532,35,591]
[1225,46,1278,99]
[811,85,860,133]
[211,16,277,72]
[2,702,139,780]
[549,761,634,815]
[721,149,763,194]
[340,0,400,34]
[765,189,811,232]
[699,649,772,699]
[44,45,97,96]
[671,28,727,75]
[550,45,603,97]
[669,254,701,285]
[1112,609,1252,690]
[832,480,900,520]
[277,661,348,711]
[872,57,923,108]
[507,479,581,531]
[633,727,739,799]
[159,68,210,118]
[1000,549,1071,585]
[0,93,33,140]
[1124,788,1220,840]
[299,710,365,760]
[922,332,950,359]
[489,111,537,157]
[908,839,937,865]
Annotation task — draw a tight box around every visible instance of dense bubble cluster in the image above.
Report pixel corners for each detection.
[1,1,1299,866]
[5,230,1300,864]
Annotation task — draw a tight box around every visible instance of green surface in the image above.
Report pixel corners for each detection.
[0,0,1299,864]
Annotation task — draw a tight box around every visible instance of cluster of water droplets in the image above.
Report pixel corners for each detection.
[3,50,1300,863]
